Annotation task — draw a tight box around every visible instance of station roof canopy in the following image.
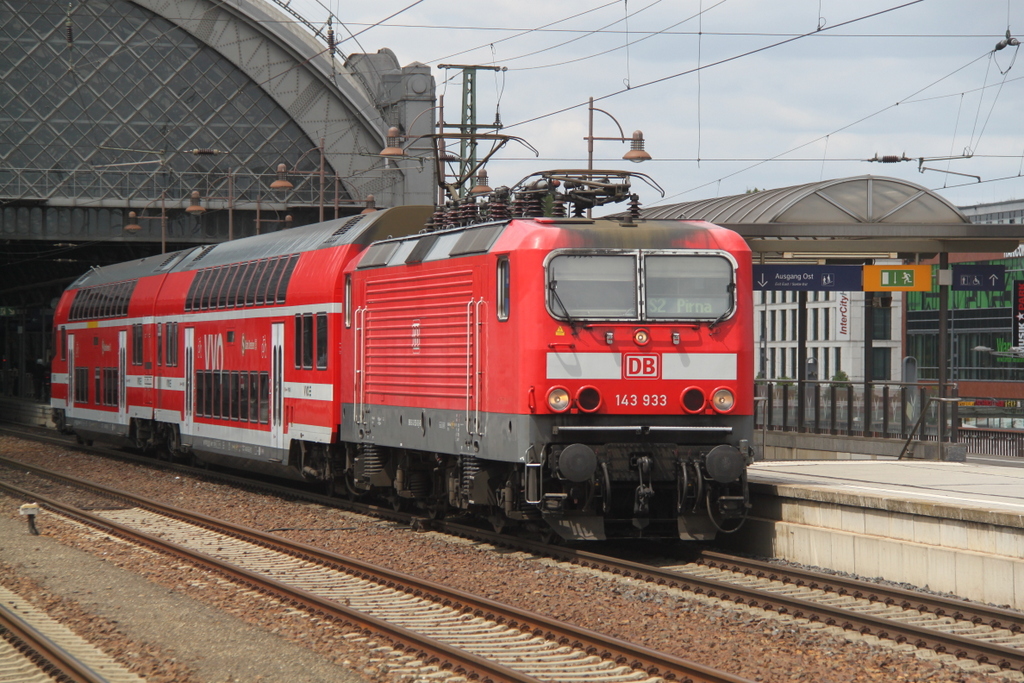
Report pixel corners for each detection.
[638,175,1021,257]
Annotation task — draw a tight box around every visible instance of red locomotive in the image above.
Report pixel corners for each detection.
[51,171,753,541]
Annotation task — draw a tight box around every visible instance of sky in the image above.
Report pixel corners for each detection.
[284,0,1023,211]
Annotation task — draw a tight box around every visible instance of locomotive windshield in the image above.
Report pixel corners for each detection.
[547,251,734,322]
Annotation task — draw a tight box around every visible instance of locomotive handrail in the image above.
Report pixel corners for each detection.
[465,299,474,436]
[475,299,486,436]
[354,306,366,427]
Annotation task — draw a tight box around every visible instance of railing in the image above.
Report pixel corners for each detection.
[957,427,1024,458]
[754,380,956,439]
[755,379,1023,458]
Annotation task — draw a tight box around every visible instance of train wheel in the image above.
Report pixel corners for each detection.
[424,499,448,520]
[341,469,361,501]
[388,494,409,512]
[488,514,510,534]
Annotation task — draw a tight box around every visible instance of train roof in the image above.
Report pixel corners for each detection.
[67,205,434,289]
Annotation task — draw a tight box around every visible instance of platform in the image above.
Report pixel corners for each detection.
[734,460,1024,610]
[0,396,54,429]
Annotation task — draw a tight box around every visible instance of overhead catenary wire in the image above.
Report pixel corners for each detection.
[503,0,927,132]
[428,1,621,64]
[510,0,728,73]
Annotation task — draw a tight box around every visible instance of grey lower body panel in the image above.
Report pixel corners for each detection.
[340,402,753,462]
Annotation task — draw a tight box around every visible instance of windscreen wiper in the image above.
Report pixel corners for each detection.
[548,280,579,335]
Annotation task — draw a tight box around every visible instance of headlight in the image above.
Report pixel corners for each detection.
[711,387,735,413]
[633,328,650,345]
[547,387,571,413]
[681,387,706,413]
[575,386,601,413]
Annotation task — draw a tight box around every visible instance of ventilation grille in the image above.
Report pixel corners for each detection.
[190,245,217,265]
[319,215,365,248]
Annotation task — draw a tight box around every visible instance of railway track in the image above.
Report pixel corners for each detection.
[0,583,144,683]
[0,455,752,683]
[4,424,1023,677]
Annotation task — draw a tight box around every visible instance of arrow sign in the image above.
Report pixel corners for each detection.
[753,265,862,291]
[951,264,1005,291]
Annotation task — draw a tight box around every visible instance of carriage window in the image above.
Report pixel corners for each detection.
[221,372,232,419]
[260,257,286,306]
[61,327,67,361]
[94,368,101,406]
[207,371,218,419]
[294,314,303,369]
[644,254,733,320]
[344,275,352,328]
[275,254,299,304]
[132,324,143,365]
[259,372,270,424]
[195,372,205,417]
[156,324,162,366]
[103,368,118,406]
[249,371,259,422]
[230,372,240,420]
[74,368,89,404]
[185,272,202,311]
[497,257,510,321]
[252,260,271,305]
[239,372,249,422]
[199,269,218,310]
[221,264,241,308]
[316,313,328,369]
[240,262,260,306]
[166,323,178,367]
[547,254,637,320]
[302,313,314,369]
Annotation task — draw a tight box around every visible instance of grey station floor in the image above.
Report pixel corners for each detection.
[747,458,1024,518]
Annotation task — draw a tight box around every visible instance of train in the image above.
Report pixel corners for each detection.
[49,170,754,541]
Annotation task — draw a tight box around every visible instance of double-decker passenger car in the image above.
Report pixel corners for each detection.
[51,171,753,541]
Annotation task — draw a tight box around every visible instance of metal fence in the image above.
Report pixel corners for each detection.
[755,379,1023,458]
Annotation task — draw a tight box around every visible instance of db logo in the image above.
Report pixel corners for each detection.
[623,354,659,379]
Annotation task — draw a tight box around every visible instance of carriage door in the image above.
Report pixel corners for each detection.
[271,322,284,450]
[183,328,194,436]
[118,330,127,420]
[67,334,75,417]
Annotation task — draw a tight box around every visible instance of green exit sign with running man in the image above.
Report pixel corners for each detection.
[863,265,932,292]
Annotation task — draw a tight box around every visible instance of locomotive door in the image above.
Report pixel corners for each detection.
[183,328,194,436]
[270,322,284,450]
[118,330,127,419]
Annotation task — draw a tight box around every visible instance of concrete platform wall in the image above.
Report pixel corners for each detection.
[0,396,54,429]
[760,431,957,461]
[730,483,1024,610]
